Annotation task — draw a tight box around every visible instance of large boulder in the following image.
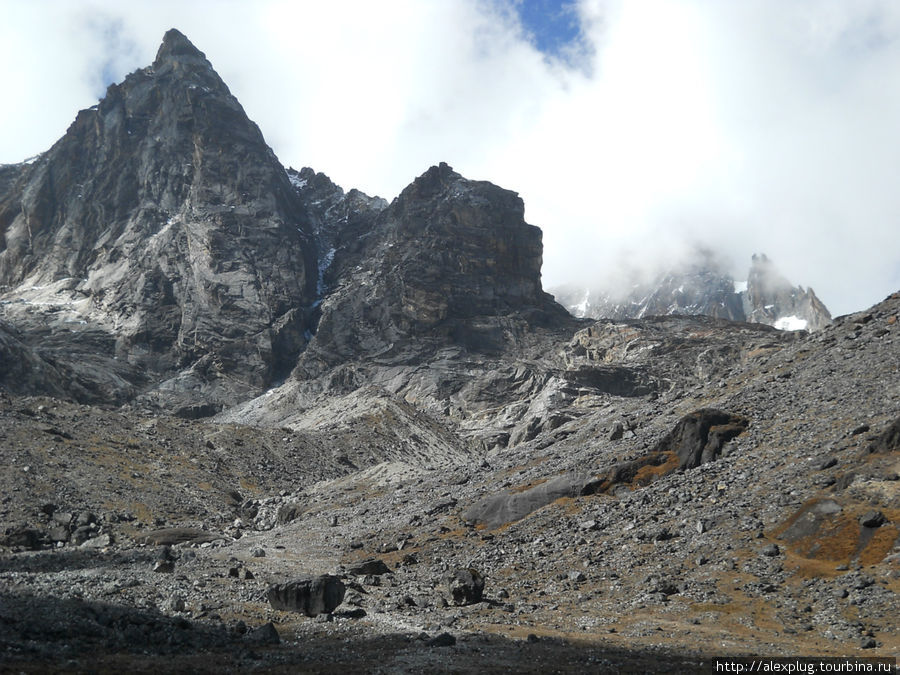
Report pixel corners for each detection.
[868,417,900,454]
[652,408,749,470]
[267,575,346,616]
[442,568,485,606]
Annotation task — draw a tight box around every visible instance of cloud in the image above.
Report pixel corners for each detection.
[1,0,898,316]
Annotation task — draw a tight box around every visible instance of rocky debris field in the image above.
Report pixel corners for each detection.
[2,293,898,672]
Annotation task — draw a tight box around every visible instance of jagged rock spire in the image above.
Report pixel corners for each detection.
[154,28,208,66]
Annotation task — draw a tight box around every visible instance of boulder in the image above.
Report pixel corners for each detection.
[244,622,280,645]
[141,527,220,546]
[652,409,749,470]
[442,568,484,606]
[0,526,44,550]
[346,558,392,576]
[268,575,346,616]
[427,632,457,647]
[859,511,886,528]
[868,417,900,454]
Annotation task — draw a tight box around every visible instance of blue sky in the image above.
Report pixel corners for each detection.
[1,0,899,316]
[514,0,583,59]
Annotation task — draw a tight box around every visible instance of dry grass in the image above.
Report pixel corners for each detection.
[773,498,900,568]
[632,451,680,486]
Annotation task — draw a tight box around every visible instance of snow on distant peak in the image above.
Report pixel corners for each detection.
[572,290,590,318]
[774,315,808,331]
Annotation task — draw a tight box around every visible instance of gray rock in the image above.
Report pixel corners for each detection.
[609,422,624,441]
[346,558,391,576]
[244,622,280,645]
[442,568,484,606]
[867,416,900,453]
[761,543,781,557]
[276,502,304,525]
[0,526,43,550]
[463,473,589,529]
[859,511,886,528]
[141,528,219,546]
[164,594,186,613]
[80,533,113,548]
[153,561,175,573]
[427,632,457,647]
[267,575,346,616]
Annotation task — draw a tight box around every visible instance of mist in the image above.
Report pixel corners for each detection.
[1,0,898,316]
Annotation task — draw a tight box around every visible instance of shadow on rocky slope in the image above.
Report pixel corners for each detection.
[0,586,709,673]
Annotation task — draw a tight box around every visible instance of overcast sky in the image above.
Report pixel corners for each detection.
[1,0,899,316]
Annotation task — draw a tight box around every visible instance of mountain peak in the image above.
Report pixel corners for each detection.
[153,28,208,69]
[552,252,832,331]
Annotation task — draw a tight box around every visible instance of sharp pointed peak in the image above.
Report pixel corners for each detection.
[154,28,207,68]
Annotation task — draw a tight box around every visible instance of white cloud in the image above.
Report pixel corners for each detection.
[1,0,898,315]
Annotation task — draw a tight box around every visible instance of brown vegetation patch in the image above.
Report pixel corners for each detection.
[509,478,548,494]
[239,477,259,493]
[631,451,681,486]
[548,496,583,515]
[858,523,899,566]
[774,498,900,567]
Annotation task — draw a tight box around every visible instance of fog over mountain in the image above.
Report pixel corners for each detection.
[2,1,900,316]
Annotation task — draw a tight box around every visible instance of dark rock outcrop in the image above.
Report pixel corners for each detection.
[297,162,571,374]
[442,568,484,606]
[652,408,749,470]
[584,409,749,495]
[561,365,657,397]
[267,575,346,616]
[346,558,392,576]
[868,417,900,454]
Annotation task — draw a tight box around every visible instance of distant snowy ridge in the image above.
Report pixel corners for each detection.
[551,252,831,332]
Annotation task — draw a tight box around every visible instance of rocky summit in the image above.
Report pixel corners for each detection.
[1,30,898,674]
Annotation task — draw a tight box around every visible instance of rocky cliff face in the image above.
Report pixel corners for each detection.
[0,30,321,413]
[299,162,569,375]
[553,251,832,331]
